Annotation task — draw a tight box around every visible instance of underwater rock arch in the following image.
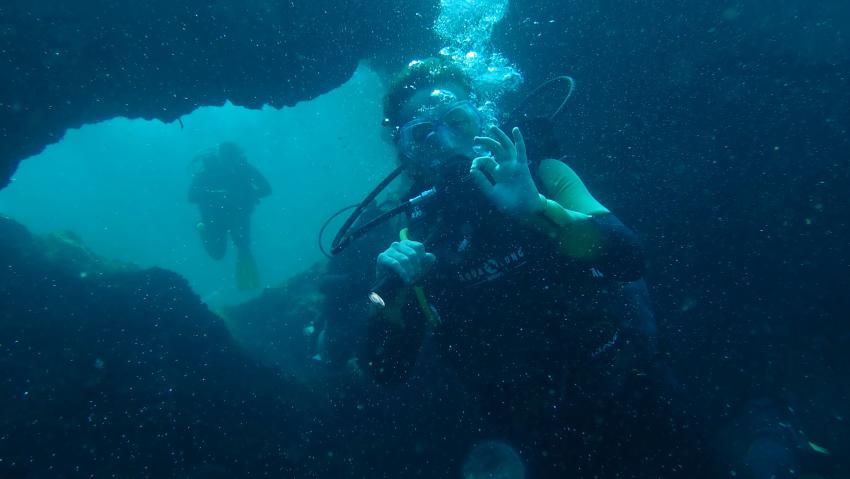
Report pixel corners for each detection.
[0,0,437,189]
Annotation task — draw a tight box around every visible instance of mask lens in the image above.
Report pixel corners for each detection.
[399,120,433,158]
[442,104,480,136]
[410,122,435,142]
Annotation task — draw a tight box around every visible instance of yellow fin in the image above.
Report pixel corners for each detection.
[235,251,261,291]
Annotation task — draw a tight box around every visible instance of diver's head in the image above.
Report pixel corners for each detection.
[383,58,488,185]
[217,142,247,167]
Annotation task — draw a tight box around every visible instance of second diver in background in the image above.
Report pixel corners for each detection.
[189,142,271,290]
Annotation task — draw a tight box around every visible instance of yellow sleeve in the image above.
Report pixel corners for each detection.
[537,158,610,216]
[526,159,611,260]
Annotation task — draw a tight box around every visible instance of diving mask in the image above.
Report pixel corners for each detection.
[396,100,485,164]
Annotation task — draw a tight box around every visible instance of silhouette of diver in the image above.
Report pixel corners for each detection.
[188,142,271,290]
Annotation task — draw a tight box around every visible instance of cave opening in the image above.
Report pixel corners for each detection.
[0,64,395,306]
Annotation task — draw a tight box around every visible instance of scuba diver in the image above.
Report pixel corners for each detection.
[188,142,270,290]
[319,57,708,477]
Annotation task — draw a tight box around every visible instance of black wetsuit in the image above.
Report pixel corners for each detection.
[188,161,270,260]
[361,192,670,477]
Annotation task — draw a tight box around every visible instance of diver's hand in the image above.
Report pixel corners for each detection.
[470,126,542,217]
[376,240,436,285]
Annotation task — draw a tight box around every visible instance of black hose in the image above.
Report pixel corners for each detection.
[329,201,412,255]
[325,165,406,256]
[318,204,359,258]
[507,75,575,122]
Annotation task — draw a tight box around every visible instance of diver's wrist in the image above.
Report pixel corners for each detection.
[533,194,592,226]
[528,193,554,224]
[514,194,551,230]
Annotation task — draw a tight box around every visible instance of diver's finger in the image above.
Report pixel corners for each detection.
[403,240,426,258]
[385,249,414,283]
[387,247,412,267]
[396,241,417,257]
[395,242,422,272]
[473,136,506,158]
[378,252,411,284]
[385,257,412,284]
[512,127,527,164]
[469,168,496,201]
[471,155,498,176]
[490,126,517,159]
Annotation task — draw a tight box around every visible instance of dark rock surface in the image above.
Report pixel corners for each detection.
[0,216,481,477]
[0,215,329,477]
[220,263,327,382]
[0,0,438,189]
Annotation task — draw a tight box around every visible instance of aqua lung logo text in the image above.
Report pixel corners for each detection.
[458,246,526,284]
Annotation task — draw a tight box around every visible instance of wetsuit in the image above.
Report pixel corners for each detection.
[188,161,271,260]
[361,159,665,476]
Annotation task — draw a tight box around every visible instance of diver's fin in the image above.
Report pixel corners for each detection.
[235,250,261,291]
